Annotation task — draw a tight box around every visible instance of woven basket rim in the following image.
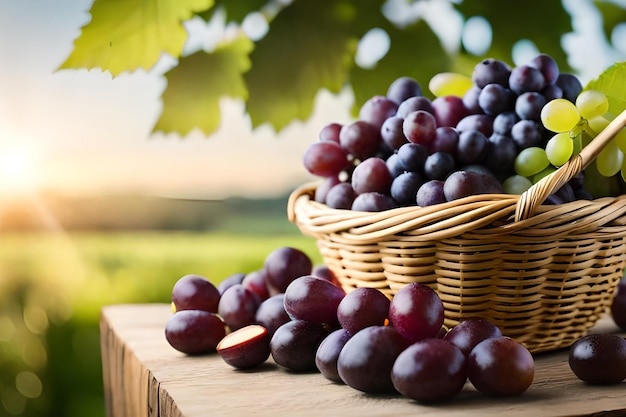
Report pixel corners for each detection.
[288,181,626,244]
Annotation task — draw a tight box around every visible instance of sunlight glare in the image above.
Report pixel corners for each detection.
[0,146,39,195]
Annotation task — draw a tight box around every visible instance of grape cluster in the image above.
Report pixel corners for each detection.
[302,53,606,211]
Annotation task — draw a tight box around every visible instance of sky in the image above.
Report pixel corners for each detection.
[0,0,624,200]
[0,0,352,200]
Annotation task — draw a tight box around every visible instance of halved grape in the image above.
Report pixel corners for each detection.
[540,98,581,133]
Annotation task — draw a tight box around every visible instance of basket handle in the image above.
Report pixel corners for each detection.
[515,108,626,221]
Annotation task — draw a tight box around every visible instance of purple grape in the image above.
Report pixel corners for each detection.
[318,122,342,143]
[270,320,331,371]
[387,76,422,104]
[380,116,409,151]
[389,283,444,343]
[515,92,547,120]
[302,141,349,177]
[396,96,434,119]
[314,176,341,204]
[478,83,515,116]
[241,269,270,302]
[351,192,397,212]
[486,134,518,174]
[397,142,428,173]
[456,114,494,137]
[283,275,345,326]
[542,83,563,101]
[315,328,352,383]
[416,180,446,206]
[255,294,291,337]
[456,129,488,165]
[359,95,399,130]
[462,85,482,114]
[171,274,221,313]
[472,58,511,88]
[528,53,559,85]
[402,110,437,145]
[424,151,456,180]
[264,246,313,295]
[509,65,546,95]
[386,152,405,178]
[556,73,583,103]
[492,111,519,135]
[165,310,227,354]
[428,126,459,155]
[351,157,393,195]
[443,170,503,202]
[337,326,411,393]
[217,284,261,331]
[511,119,543,149]
[468,336,534,396]
[431,95,469,128]
[217,272,246,296]
[325,182,356,209]
[390,171,424,206]
[443,317,502,357]
[392,339,467,402]
[568,334,626,385]
[336,287,390,335]
[339,120,381,160]
[611,277,626,331]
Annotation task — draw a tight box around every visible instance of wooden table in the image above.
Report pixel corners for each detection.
[100,304,626,417]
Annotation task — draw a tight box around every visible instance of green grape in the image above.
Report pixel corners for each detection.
[614,128,626,154]
[545,132,574,167]
[576,90,609,120]
[596,139,624,177]
[587,115,610,136]
[540,98,581,133]
[514,147,550,177]
[532,166,557,183]
[428,72,473,97]
[502,175,533,194]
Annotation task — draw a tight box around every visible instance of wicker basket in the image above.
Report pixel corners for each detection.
[288,110,626,353]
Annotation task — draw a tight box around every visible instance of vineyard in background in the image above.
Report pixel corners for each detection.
[0,194,321,417]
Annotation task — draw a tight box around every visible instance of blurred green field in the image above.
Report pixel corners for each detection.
[0,230,321,417]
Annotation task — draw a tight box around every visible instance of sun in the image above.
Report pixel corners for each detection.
[0,146,40,196]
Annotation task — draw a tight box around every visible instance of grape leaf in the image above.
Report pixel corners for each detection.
[243,0,361,131]
[456,0,571,69]
[594,1,626,43]
[584,61,626,117]
[349,19,449,116]
[154,35,253,136]
[198,0,268,24]
[59,0,215,75]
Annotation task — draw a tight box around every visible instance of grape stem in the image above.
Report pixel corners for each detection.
[515,108,626,221]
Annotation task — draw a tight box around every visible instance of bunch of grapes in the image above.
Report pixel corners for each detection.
[301,53,617,212]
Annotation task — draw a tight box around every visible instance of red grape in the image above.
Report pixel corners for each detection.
[171,274,221,313]
[165,310,226,354]
[336,287,390,335]
[468,336,534,396]
[217,284,261,331]
[569,334,626,385]
[389,283,444,343]
[315,328,351,383]
[283,275,345,326]
[610,277,626,331]
[443,317,502,357]
[270,320,331,371]
[392,338,467,402]
[264,246,313,295]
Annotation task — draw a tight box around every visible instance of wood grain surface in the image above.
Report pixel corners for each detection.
[100,304,626,417]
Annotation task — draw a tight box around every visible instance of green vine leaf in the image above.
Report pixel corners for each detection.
[58,0,215,75]
[585,61,626,116]
[349,19,449,116]
[154,34,253,136]
[456,0,571,68]
[244,0,360,131]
